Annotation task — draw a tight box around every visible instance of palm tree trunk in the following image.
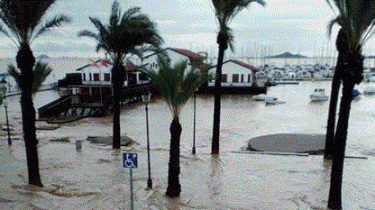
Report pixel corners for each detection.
[324,67,341,160]
[112,65,121,149]
[166,117,182,197]
[16,44,43,187]
[327,81,354,210]
[212,32,227,155]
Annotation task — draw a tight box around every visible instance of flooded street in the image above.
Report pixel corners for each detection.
[1,81,375,209]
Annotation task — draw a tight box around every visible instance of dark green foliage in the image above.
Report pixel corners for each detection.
[78,1,162,149]
[8,61,52,94]
[142,54,205,197]
[0,0,70,187]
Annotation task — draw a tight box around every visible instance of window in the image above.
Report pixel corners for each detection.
[241,74,244,82]
[232,74,239,83]
[93,73,100,81]
[89,73,92,81]
[83,73,86,81]
[139,73,148,81]
[104,73,111,81]
[221,74,227,83]
[248,74,251,82]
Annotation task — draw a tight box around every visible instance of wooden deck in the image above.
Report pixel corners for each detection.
[38,83,154,123]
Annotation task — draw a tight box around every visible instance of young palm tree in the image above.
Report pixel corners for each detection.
[0,0,70,187]
[325,0,375,209]
[142,54,205,198]
[8,61,53,94]
[78,1,162,149]
[211,0,265,154]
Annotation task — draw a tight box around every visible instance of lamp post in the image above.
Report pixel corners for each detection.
[192,91,196,154]
[0,78,11,146]
[141,90,152,189]
[4,102,11,146]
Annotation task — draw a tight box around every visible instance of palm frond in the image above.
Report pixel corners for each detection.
[0,0,69,45]
[32,61,52,93]
[7,63,20,86]
[120,7,141,26]
[7,61,52,94]
[142,54,203,118]
[212,0,265,52]
[0,22,18,45]
[79,1,163,64]
[78,30,99,40]
[327,17,341,37]
[110,1,120,30]
[327,0,375,52]
[32,15,71,41]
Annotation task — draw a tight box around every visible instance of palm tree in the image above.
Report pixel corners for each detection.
[211,0,265,154]
[0,0,70,187]
[8,61,53,94]
[325,0,375,209]
[78,1,162,149]
[142,54,205,198]
[323,29,347,160]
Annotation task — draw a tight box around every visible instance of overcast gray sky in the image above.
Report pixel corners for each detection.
[1,0,374,59]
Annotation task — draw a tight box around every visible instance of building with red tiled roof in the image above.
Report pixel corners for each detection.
[143,47,210,71]
[207,59,260,87]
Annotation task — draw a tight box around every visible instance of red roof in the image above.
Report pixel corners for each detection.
[224,59,260,72]
[167,48,205,61]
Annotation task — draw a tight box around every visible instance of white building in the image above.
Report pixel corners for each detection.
[208,59,260,87]
[142,47,208,71]
[77,59,113,86]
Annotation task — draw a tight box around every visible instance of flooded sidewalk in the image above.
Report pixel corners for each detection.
[1,136,375,209]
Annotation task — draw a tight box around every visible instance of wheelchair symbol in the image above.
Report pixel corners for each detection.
[123,153,138,168]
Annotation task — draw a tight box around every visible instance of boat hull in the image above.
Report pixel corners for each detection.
[310,95,329,101]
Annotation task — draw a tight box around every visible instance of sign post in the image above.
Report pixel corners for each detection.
[123,153,138,210]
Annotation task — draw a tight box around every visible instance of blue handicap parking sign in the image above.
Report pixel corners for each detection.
[123,153,138,168]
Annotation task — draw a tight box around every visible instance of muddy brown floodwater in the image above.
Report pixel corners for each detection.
[1,81,375,209]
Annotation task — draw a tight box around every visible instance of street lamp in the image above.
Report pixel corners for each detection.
[141,90,152,189]
[4,102,11,146]
[0,78,11,146]
[192,91,196,154]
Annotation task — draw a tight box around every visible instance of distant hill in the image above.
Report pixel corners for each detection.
[266,52,308,59]
[36,55,50,59]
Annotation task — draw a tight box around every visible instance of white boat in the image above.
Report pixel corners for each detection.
[310,88,329,101]
[254,94,267,101]
[254,94,277,101]
[265,96,285,105]
[363,86,375,95]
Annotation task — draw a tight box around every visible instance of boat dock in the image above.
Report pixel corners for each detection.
[38,83,153,123]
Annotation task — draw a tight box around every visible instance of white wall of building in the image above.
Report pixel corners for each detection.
[81,64,112,85]
[208,61,257,87]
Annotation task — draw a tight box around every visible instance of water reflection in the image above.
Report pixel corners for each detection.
[209,154,223,208]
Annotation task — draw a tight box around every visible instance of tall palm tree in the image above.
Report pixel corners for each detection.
[78,1,162,149]
[8,61,53,94]
[323,28,347,160]
[211,0,265,154]
[0,0,70,187]
[325,0,375,209]
[142,54,205,198]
